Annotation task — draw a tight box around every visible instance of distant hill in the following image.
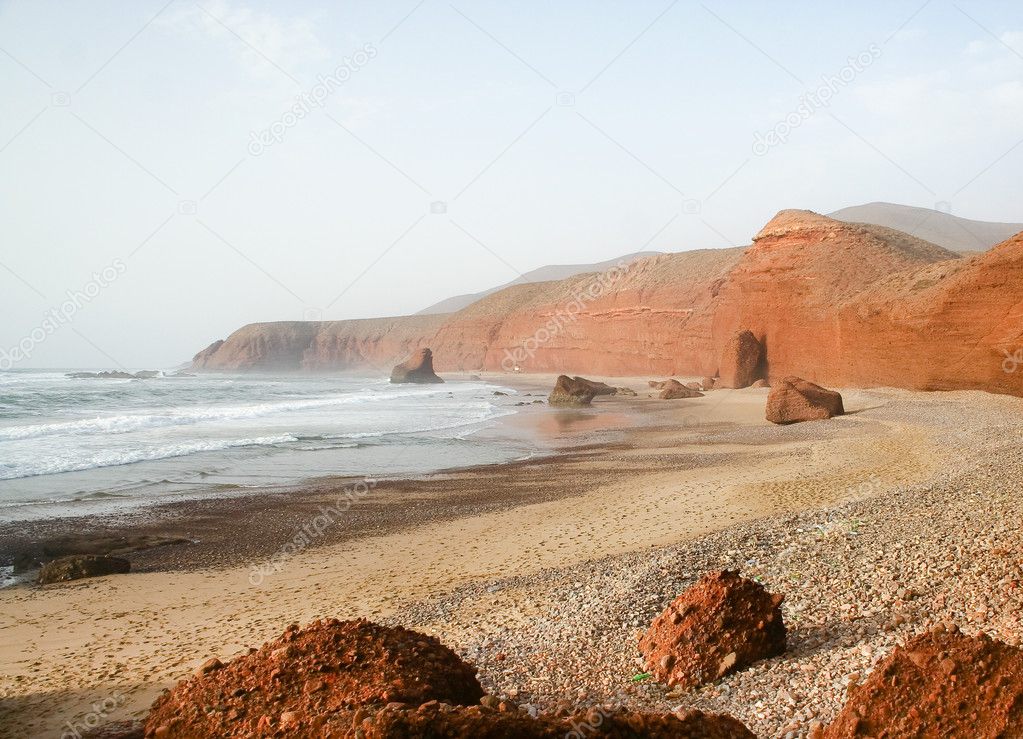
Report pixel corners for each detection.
[415,251,661,315]
[829,202,1023,254]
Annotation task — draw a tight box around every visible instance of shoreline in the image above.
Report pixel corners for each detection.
[3,384,1019,736]
[0,371,549,528]
[0,374,643,575]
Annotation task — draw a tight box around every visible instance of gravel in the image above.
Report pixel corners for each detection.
[388,390,1023,737]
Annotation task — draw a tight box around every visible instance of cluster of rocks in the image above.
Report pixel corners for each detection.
[66,370,185,380]
[636,571,1023,734]
[396,341,845,428]
[83,564,1023,737]
[94,619,753,738]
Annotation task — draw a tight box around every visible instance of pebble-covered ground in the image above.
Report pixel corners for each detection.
[392,390,1023,738]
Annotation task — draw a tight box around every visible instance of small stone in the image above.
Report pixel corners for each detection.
[197,658,224,676]
[718,651,737,676]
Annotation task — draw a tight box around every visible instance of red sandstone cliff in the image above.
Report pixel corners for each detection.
[192,210,1023,396]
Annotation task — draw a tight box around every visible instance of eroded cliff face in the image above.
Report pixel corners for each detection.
[192,210,1023,396]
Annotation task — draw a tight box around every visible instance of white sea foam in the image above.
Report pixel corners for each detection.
[0,373,534,519]
[0,434,299,480]
[0,387,453,441]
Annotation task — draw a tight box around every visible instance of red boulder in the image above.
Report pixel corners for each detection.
[145,619,483,737]
[824,626,1023,738]
[638,570,785,689]
[766,376,844,424]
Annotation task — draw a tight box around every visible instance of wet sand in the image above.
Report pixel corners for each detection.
[0,379,949,736]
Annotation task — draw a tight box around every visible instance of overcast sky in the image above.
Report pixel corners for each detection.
[2,0,1021,368]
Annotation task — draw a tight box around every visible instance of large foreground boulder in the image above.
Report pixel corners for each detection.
[390,348,444,384]
[717,330,764,389]
[639,570,785,690]
[824,626,1023,738]
[356,703,755,738]
[548,376,615,406]
[657,379,705,400]
[766,376,844,424]
[37,554,130,584]
[145,619,483,737]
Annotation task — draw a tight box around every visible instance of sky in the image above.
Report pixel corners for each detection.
[1,0,1021,368]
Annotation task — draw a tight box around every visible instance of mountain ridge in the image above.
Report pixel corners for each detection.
[193,209,1023,396]
[828,201,1023,254]
[415,251,661,315]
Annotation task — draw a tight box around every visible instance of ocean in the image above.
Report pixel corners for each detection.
[0,370,539,522]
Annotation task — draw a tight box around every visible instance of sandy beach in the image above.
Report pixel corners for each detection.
[1,378,1019,737]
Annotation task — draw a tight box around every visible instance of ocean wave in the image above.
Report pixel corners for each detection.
[0,388,455,441]
[0,434,298,480]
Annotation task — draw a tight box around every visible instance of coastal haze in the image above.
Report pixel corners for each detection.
[3,2,1023,739]
[1,1,1022,369]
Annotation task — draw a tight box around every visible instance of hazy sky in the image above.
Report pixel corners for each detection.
[2,0,1021,368]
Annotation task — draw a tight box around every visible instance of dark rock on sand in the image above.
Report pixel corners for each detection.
[766,376,844,424]
[548,376,615,406]
[639,570,785,689]
[13,533,191,573]
[389,348,444,384]
[145,619,483,737]
[37,554,130,584]
[657,379,705,400]
[717,330,763,389]
[614,387,638,396]
[824,625,1023,738]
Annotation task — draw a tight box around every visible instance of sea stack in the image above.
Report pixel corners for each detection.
[717,330,764,389]
[390,348,444,384]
